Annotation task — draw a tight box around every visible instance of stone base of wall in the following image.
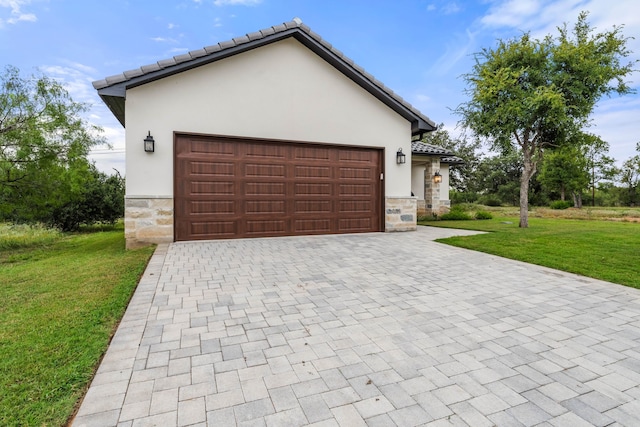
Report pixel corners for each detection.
[125,196,174,249]
[416,199,451,218]
[385,197,417,232]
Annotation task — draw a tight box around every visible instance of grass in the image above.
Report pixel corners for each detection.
[419,212,640,289]
[0,223,63,251]
[0,224,154,426]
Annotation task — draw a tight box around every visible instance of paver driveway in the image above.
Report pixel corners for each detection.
[73,227,640,426]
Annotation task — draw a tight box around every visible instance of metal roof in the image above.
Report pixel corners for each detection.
[93,17,437,134]
[411,141,464,164]
[411,141,455,156]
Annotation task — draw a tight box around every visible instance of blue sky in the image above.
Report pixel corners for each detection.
[1,0,638,175]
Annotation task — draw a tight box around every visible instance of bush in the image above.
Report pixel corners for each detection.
[475,211,493,220]
[550,200,572,210]
[49,170,125,231]
[477,195,502,207]
[440,205,472,220]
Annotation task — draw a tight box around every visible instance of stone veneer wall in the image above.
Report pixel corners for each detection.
[385,197,417,232]
[124,196,174,249]
[421,158,451,217]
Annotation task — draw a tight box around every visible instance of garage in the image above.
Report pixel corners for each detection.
[174,134,382,240]
[93,18,438,247]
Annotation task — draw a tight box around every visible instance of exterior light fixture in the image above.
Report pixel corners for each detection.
[433,170,442,183]
[144,131,155,153]
[396,148,406,164]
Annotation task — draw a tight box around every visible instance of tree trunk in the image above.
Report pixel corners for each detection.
[519,150,535,228]
[572,192,583,208]
[591,166,596,207]
[561,184,565,201]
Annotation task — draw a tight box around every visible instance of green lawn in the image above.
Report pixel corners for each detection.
[0,226,154,426]
[420,216,640,289]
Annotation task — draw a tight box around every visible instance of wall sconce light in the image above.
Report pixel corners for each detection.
[396,148,406,164]
[144,131,155,153]
[433,170,442,183]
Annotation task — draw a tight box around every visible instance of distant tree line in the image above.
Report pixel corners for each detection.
[424,124,640,208]
[0,65,124,231]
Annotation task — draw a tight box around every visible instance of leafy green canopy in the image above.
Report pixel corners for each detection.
[0,65,122,230]
[456,11,636,227]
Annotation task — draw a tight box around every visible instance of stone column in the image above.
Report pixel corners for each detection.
[385,197,417,232]
[423,158,441,217]
[124,196,174,249]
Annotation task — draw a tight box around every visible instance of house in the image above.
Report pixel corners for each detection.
[93,18,456,248]
[411,141,462,218]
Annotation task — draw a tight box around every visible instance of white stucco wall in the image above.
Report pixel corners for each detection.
[441,163,451,203]
[124,37,412,198]
[411,162,426,199]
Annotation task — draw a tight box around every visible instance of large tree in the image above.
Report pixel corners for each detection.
[0,65,111,229]
[456,12,636,227]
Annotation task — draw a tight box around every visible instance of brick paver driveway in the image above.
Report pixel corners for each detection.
[73,227,640,426]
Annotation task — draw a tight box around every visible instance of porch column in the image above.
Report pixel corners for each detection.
[424,158,441,217]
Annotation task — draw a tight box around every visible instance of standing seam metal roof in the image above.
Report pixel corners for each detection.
[93,18,436,134]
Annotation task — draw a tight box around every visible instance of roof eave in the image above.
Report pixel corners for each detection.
[94,25,437,132]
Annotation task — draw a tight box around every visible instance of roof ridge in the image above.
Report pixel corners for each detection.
[93,18,305,90]
[93,18,436,133]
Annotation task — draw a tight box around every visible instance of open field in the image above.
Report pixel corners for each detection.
[419,208,640,289]
[458,204,640,222]
[0,225,154,426]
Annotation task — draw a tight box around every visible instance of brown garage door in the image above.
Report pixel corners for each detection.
[174,134,382,241]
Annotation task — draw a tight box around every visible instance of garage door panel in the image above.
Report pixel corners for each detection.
[246,220,287,235]
[246,144,286,159]
[293,146,331,161]
[245,163,286,178]
[339,183,374,197]
[294,200,332,214]
[245,200,286,214]
[190,220,237,237]
[339,218,373,232]
[294,219,332,233]
[338,149,376,163]
[339,167,374,180]
[186,140,236,156]
[190,161,235,176]
[190,200,236,215]
[294,165,331,179]
[175,135,381,240]
[191,181,234,195]
[339,200,372,213]
[294,183,332,196]
[246,182,286,196]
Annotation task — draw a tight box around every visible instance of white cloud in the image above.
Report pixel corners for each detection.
[428,28,478,76]
[213,0,262,6]
[0,0,37,27]
[427,4,436,11]
[39,62,126,174]
[480,0,543,29]
[40,63,98,105]
[150,36,178,43]
[590,96,640,165]
[442,2,462,15]
[168,22,177,29]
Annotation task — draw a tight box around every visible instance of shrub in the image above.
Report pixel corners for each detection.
[550,200,572,210]
[477,195,502,207]
[475,211,493,220]
[440,205,472,220]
